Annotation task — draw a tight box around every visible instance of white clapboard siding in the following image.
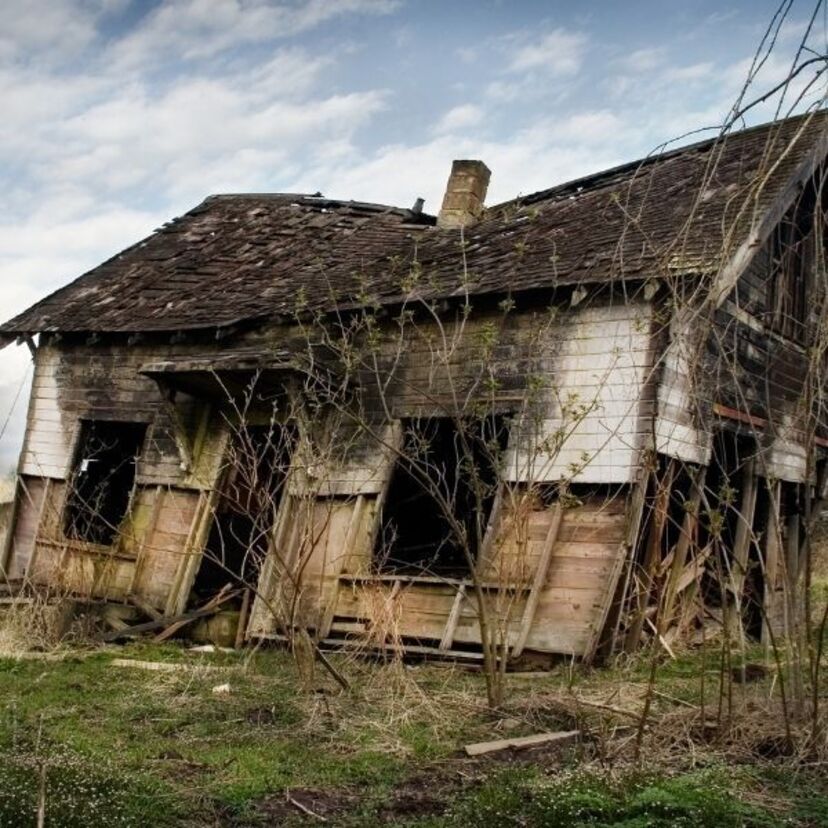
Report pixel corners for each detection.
[654,314,710,465]
[505,301,655,484]
[19,350,75,479]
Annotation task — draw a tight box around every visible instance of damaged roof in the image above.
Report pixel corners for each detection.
[2,110,826,338]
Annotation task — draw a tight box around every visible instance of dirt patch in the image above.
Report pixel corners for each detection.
[245,705,281,725]
[238,787,360,824]
[375,774,464,822]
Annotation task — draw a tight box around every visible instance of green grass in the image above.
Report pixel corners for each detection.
[0,643,824,826]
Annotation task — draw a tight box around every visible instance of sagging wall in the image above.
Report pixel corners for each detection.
[655,192,821,482]
[4,295,658,657]
[249,296,657,656]
[5,339,228,613]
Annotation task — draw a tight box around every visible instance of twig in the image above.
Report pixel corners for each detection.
[287,793,327,822]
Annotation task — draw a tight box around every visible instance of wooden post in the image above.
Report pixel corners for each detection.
[596,464,652,661]
[762,482,783,644]
[0,475,24,576]
[624,459,677,653]
[729,457,758,603]
[24,478,52,581]
[511,498,564,658]
[439,584,467,650]
[235,588,252,649]
[660,465,706,632]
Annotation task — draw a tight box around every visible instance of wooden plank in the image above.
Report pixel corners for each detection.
[588,464,650,662]
[439,584,466,650]
[318,494,365,638]
[511,499,564,657]
[464,730,579,757]
[624,459,677,652]
[729,456,758,602]
[25,478,52,579]
[127,485,164,597]
[659,465,706,631]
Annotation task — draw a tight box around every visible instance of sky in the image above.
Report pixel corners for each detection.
[0,0,826,471]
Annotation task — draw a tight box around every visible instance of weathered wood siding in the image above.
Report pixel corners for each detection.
[503,301,655,484]
[655,234,814,481]
[259,486,631,657]
[6,341,223,608]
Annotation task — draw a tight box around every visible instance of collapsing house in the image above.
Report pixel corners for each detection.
[1,111,826,662]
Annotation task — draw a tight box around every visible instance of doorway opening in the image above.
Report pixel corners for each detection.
[375,415,509,577]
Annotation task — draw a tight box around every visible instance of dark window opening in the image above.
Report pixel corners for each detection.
[64,420,147,546]
[193,424,296,600]
[375,416,509,577]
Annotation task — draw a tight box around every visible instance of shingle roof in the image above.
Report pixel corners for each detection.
[2,110,826,338]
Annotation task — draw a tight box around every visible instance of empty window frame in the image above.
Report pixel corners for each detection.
[375,416,509,577]
[63,420,147,546]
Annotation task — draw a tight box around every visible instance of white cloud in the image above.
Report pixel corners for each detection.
[111,0,400,67]
[665,62,715,83]
[0,0,100,63]
[617,47,665,74]
[507,29,586,76]
[433,103,485,135]
[292,108,638,210]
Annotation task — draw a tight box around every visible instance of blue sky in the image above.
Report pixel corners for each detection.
[0,0,826,469]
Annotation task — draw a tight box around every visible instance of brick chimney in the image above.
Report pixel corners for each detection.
[437,160,491,229]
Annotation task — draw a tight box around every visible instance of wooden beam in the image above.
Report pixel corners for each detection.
[24,477,52,581]
[659,465,706,631]
[729,457,758,603]
[104,586,239,642]
[234,588,252,649]
[624,458,677,652]
[762,482,783,644]
[511,497,564,658]
[158,386,194,473]
[439,584,466,651]
[589,464,651,662]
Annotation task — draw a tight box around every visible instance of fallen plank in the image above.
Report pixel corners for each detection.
[154,585,237,643]
[103,588,239,642]
[464,730,580,757]
[127,595,163,622]
[110,658,228,674]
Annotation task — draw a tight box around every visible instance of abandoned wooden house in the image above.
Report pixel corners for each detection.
[1,110,826,662]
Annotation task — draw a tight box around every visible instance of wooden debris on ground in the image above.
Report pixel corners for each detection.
[102,586,239,642]
[110,658,229,673]
[463,729,580,757]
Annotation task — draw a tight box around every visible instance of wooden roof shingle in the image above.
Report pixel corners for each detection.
[2,110,826,338]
